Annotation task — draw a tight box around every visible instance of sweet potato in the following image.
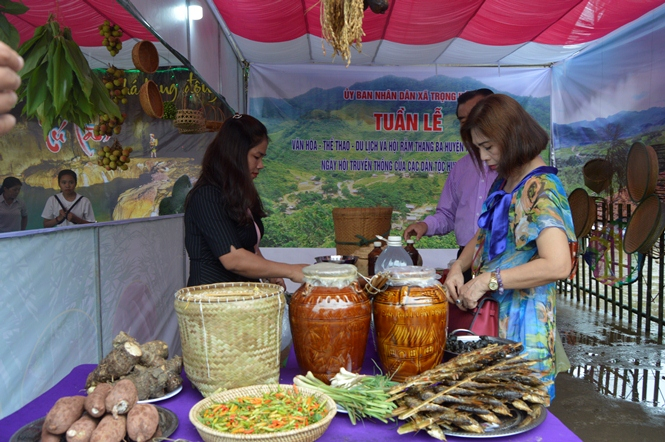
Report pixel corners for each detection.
[105,378,138,418]
[66,414,98,442]
[84,383,112,417]
[127,403,160,442]
[90,414,126,442]
[41,424,61,442]
[43,395,86,434]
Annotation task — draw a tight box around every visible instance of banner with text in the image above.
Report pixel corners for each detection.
[248,64,551,248]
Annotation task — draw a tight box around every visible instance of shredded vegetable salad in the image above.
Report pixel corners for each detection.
[198,386,328,434]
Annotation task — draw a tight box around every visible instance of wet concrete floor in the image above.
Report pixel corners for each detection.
[550,296,665,441]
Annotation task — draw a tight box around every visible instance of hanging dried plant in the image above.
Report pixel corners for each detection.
[320,0,365,66]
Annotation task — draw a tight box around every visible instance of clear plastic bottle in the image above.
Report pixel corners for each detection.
[367,241,384,276]
[404,239,423,266]
[375,236,412,272]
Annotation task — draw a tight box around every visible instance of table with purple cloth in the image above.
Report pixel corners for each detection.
[1,342,582,442]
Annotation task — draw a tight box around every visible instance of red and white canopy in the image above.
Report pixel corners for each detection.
[7,0,665,68]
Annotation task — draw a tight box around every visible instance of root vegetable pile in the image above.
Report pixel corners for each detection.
[388,342,550,440]
[86,331,183,401]
[41,380,161,442]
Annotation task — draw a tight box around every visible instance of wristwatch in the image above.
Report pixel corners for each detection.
[488,272,499,291]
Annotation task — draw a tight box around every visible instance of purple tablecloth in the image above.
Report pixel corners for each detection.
[1,343,582,442]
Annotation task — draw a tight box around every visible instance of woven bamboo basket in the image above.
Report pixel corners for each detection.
[139,80,163,118]
[174,282,285,397]
[332,207,392,256]
[583,158,613,194]
[189,384,336,442]
[131,40,159,74]
[174,92,206,134]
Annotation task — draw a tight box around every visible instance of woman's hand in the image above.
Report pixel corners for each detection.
[221,247,309,284]
[458,272,491,310]
[443,261,465,306]
[286,264,308,284]
[268,277,287,290]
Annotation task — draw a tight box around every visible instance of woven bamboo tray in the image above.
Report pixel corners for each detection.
[623,194,665,254]
[189,384,337,442]
[174,282,285,397]
[626,142,659,203]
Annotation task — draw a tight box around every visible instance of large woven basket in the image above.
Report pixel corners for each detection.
[332,207,392,256]
[174,282,286,397]
[189,384,337,442]
[626,142,659,203]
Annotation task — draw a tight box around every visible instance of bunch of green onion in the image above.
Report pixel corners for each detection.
[293,368,398,425]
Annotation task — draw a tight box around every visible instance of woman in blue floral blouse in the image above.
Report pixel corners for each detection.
[444,94,576,399]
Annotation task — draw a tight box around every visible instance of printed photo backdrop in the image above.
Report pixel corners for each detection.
[551,10,665,208]
[0,67,229,231]
[249,64,551,249]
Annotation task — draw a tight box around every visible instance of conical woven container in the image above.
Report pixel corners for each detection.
[174,282,285,397]
[583,158,613,194]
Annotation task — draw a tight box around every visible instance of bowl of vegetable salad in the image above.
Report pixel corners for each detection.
[190,384,337,442]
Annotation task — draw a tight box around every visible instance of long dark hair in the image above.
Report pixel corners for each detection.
[1,176,22,194]
[186,114,268,224]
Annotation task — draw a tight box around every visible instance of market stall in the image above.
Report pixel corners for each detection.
[1,338,582,441]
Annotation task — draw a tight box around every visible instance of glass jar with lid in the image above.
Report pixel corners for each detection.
[372,265,448,381]
[289,262,371,383]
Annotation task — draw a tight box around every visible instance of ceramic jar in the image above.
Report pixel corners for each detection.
[289,262,371,383]
[373,266,448,381]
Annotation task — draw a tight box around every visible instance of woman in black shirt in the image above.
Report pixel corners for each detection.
[185,114,307,287]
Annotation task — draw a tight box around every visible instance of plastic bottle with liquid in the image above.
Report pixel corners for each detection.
[375,236,412,272]
[404,239,423,266]
[367,241,384,276]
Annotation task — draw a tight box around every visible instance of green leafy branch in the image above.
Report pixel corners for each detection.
[17,16,121,140]
[0,0,29,50]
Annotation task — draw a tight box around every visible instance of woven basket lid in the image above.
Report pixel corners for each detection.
[568,188,594,238]
[623,194,665,254]
[626,142,659,203]
[583,158,613,194]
